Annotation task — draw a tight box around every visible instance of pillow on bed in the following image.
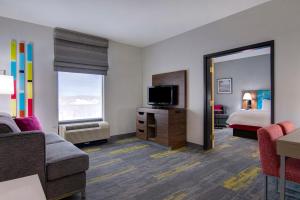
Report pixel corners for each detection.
[262,99,271,111]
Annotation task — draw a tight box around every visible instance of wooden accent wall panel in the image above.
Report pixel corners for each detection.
[152,70,187,109]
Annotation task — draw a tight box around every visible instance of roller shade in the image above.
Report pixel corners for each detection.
[54,28,109,75]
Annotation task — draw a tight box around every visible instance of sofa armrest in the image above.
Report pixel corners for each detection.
[0,131,46,189]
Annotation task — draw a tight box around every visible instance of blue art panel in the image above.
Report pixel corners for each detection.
[27,44,33,61]
[257,90,271,110]
[11,61,17,78]
[19,73,25,91]
[19,93,25,110]
[19,53,25,70]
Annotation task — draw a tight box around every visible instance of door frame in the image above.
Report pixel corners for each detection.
[203,40,275,150]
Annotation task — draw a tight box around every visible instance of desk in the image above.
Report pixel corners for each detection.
[276,128,300,200]
[0,174,46,200]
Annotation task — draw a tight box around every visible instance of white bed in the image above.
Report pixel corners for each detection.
[226,109,271,127]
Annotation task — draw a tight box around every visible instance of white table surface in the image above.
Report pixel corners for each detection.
[0,174,46,200]
[276,128,300,200]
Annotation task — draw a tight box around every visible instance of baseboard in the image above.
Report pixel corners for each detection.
[109,132,136,142]
[187,142,203,150]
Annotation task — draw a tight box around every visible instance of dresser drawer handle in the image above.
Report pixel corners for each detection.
[138,112,144,115]
[138,129,144,133]
[138,120,144,124]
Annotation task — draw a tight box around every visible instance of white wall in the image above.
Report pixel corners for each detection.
[215,55,270,115]
[0,17,57,133]
[106,41,142,136]
[142,0,300,145]
[0,17,143,135]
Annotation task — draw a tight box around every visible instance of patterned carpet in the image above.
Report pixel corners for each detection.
[65,128,300,200]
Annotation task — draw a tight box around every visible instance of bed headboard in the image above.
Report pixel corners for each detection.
[242,89,271,110]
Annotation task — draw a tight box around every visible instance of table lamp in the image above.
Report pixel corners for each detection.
[243,92,252,110]
[0,71,14,95]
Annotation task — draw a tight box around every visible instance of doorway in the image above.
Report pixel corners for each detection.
[203,41,275,150]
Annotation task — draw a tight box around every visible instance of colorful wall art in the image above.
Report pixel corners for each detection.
[10,40,33,117]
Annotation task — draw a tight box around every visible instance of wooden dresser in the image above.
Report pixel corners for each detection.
[136,107,186,149]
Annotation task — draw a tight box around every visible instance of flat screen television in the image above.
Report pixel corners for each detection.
[148,85,178,106]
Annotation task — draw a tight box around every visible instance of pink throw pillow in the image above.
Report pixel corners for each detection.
[14,116,42,131]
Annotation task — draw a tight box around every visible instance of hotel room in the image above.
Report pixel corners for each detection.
[213,47,271,142]
[1,1,300,200]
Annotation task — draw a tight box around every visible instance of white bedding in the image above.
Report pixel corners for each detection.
[226,110,271,127]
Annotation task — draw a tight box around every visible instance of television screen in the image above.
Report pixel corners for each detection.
[148,85,178,106]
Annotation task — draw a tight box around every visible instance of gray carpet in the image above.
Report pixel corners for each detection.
[65,128,300,200]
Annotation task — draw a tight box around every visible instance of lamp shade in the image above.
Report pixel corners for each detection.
[243,92,252,100]
[0,75,14,95]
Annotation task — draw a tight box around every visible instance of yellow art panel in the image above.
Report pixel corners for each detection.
[27,62,33,81]
[10,100,17,117]
[27,82,33,99]
[10,40,17,61]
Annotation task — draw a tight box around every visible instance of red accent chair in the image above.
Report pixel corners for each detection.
[257,124,300,199]
[277,121,296,135]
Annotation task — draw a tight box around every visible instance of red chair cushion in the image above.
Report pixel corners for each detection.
[278,121,296,135]
[257,125,283,177]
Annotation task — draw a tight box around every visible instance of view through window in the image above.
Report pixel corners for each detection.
[58,72,103,122]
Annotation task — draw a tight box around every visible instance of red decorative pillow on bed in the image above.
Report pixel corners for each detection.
[14,116,42,131]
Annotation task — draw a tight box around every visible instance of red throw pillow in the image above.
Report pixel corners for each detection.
[14,116,42,131]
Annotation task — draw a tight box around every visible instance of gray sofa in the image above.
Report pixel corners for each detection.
[0,114,89,200]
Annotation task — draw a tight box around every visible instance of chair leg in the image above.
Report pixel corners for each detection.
[276,178,279,193]
[265,175,268,200]
[81,189,86,199]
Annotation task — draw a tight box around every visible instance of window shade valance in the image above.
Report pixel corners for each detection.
[54,28,109,75]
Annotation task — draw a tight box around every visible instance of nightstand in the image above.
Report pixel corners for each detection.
[215,114,229,129]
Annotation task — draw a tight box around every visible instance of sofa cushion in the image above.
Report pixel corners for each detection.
[46,141,89,181]
[45,133,65,145]
[14,116,42,131]
[0,113,21,133]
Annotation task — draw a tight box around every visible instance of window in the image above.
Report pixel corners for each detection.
[58,72,104,123]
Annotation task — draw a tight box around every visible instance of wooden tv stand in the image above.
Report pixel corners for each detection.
[136,107,186,149]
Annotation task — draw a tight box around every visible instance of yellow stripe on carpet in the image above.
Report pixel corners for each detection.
[154,161,201,180]
[87,166,136,185]
[251,150,260,159]
[163,191,187,200]
[150,147,187,159]
[223,166,261,191]
[204,143,232,154]
[82,146,101,153]
[90,158,123,170]
[116,137,139,144]
[229,136,240,141]
[109,144,149,155]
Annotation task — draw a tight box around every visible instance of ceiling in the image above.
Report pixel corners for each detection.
[0,0,271,47]
[213,47,270,63]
